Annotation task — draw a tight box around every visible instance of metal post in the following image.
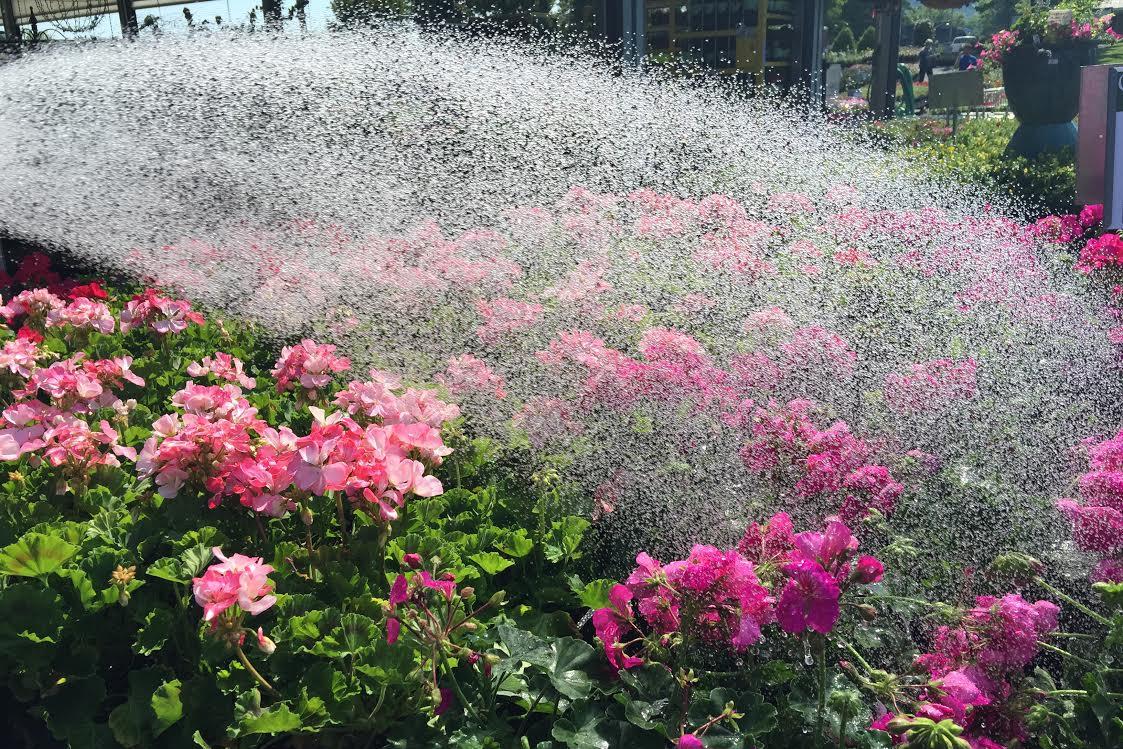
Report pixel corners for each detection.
[793,0,825,109]
[117,0,138,35]
[621,0,645,66]
[1,0,20,44]
[869,0,902,119]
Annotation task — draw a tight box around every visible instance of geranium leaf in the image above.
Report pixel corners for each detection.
[150,680,183,737]
[470,551,514,575]
[237,703,303,735]
[0,532,78,578]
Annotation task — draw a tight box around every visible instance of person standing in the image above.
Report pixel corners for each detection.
[957,44,979,71]
[917,39,933,82]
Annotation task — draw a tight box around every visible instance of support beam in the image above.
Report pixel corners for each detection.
[117,0,138,36]
[621,0,645,66]
[1,0,20,44]
[793,0,826,109]
[869,0,902,119]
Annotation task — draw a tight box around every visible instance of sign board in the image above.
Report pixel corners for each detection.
[1106,67,1123,230]
[927,69,984,111]
[1078,65,1110,206]
[825,64,842,107]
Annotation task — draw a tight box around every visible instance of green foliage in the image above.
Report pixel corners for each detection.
[913,20,934,46]
[857,25,877,52]
[832,23,856,53]
[868,117,1078,219]
[329,0,408,27]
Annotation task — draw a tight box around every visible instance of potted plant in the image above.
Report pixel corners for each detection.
[980,0,1118,156]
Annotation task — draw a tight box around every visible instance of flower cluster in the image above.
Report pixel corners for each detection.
[271,339,351,397]
[592,513,884,673]
[119,288,206,335]
[878,594,1058,747]
[187,352,258,389]
[1056,427,1123,582]
[140,355,452,520]
[384,563,503,716]
[884,358,978,415]
[191,548,278,662]
[739,399,904,522]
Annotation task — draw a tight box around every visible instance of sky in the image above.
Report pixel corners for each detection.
[32,0,334,38]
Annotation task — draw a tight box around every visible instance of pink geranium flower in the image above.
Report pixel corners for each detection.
[191,547,277,623]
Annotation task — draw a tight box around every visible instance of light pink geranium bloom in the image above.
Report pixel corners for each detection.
[192,547,277,622]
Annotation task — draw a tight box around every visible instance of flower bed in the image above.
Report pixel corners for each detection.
[2,201,1123,749]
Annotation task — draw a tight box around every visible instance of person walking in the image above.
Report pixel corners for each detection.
[917,39,934,82]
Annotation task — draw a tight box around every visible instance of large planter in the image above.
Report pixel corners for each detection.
[1002,43,1097,157]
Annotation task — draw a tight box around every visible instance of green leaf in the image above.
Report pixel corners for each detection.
[470,551,515,575]
[570,577,616,610]
[238,703,303,735]
[41,676,107,743]
[624,699,668,730]
[0,532,78,577]
[548,638,596,700]
[498,625,553,668]
[134,609,174,656]
[150,680,183,737]
[495,530,535,558]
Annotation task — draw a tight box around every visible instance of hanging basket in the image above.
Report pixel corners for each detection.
[919,0,973,8]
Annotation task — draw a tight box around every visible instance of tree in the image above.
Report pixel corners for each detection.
[330,0,408,27]
[832,24,856,52]
[857,24,877,50]
[914,19,933,45]
[973,0,1018,37]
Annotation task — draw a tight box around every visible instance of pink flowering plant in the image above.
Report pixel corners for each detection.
[3,178,1123,749]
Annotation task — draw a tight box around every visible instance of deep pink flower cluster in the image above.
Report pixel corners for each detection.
[1056,427,1123,582]
[738,400,903,522]
[192,547,277,623]
[592,514,883,674]
[884,358,978,414]
[119,288,206,335]
[271,339,351,396]
[1077,233,1123,274]
[881,594,1059,747]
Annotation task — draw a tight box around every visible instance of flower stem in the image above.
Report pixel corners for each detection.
[1036,640,1102,670]
[236,645,276,694]
[1035,577,1111,626]
[817,637,828,748]
[1043,689,1123,698]
[334,492,349,549]
[441,658,481,723]
[839,639,874,674]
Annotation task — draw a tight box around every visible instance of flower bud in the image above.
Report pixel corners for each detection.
[460,621,479,631]
[459,586,475,599]
[256,627,276,656]
[857,603,878,621]
[300,507,314,526]
[118,589,131,607]
[402,552,423,569]
[886,717,917,735]
[487,590,506,607]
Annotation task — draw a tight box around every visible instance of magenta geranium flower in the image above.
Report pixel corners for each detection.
[777,559,841,635]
